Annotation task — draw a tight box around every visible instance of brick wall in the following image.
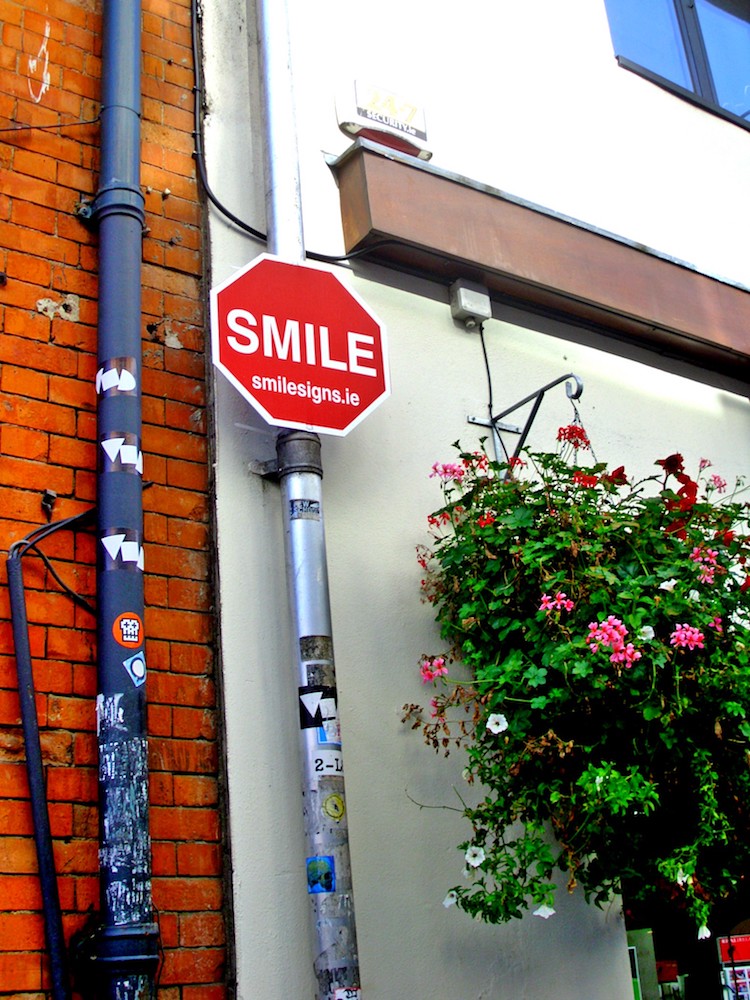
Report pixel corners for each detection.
[0,0,227,996]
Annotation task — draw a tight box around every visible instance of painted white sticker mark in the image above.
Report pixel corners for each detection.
[28,23,51,104]
[96,692,126,736]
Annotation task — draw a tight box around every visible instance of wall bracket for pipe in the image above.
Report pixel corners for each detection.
[70,919,161,996]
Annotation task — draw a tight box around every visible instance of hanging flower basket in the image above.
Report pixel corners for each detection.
[405,433,750,935]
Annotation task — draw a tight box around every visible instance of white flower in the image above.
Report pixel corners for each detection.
[486,713,508,735]
[442,891,458,908]
[638,625,655,641]
[698,925,711,940]
[688,589,701,603]
[465,845,486,868]
[533,904,556,919]
[659,578,678,592]
[676,868,688,886]
[462,767,471,781]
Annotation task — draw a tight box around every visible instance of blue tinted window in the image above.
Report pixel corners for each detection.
[695,0,750,117]
[603,0,750,127]
[604,0,692,90]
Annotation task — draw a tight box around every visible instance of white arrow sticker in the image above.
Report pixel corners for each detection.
[101,534,127,560]
[300,691,324,719]
[101,438,126,462]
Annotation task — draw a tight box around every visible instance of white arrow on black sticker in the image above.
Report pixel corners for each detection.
[299,686,338,729]
[100,435,144,473]
[101,532,145,570]
[96,360,137,395]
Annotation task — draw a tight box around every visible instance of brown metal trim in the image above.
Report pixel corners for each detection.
[330,141,750,382]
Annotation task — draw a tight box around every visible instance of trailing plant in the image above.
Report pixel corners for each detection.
[405,432,750,935]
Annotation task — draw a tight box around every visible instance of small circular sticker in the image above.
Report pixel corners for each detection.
[322,793,346,822]
[112,612,144,648]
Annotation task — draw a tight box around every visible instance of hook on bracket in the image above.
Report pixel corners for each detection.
[468,372,584,462]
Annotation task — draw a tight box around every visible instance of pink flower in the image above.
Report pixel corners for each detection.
[587,616,641,666]
[690,546,719,585]
[669,624,705,650]
[691,547,718,565]
[420,656,448,683]
[710,474,727,493]
[612,643,641,666]
[430,698,445,719]
[540,592,575,612]
[708,616,723,633]
[430,462,466,483]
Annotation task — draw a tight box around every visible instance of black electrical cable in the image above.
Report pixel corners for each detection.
[478,321,510,463]
[188,0,421,265]
[0,114,100,133]
[7,507,95,1000]
[189,0,267,243]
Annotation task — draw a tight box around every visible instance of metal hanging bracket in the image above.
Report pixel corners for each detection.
[468,372,584,462]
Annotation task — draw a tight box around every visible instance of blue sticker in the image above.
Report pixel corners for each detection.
[123,652,147,687]
[307,855,335,894]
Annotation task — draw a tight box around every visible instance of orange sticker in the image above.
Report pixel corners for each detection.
[112,612,143,648]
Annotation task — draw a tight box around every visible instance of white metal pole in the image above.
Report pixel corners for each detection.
[255,2,361,996]
[276,431,360,999]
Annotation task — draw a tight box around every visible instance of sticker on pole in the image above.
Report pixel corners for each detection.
[210,255,389,436]
[306,855,336,893]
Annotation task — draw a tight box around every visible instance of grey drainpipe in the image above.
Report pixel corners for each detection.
[255,1,361,996]
[73,0,160,993]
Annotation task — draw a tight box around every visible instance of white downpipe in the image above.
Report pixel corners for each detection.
[255,0,304,262]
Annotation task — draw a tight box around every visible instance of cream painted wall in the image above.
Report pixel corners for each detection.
[288,0,750,287]
[200,0,750,996]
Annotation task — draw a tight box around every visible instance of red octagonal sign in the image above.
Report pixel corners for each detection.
[210,255,389,436]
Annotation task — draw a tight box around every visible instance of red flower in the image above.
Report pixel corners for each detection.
[603,465,627,485]
[657,453,685,475]
[664,472,698,514]
[557,424,591,449]
[676,473,698,511]
[665,518,687,539]
[477,513,495,528]
[572,471,598,488]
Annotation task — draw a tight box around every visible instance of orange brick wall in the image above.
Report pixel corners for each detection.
[0,0,227,996]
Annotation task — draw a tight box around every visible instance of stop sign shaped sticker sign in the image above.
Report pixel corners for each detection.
[210,255,389,435]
